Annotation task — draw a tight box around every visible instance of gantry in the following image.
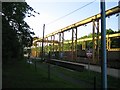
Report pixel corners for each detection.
[32,5,120,62]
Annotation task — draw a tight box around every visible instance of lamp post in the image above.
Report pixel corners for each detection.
[118,0,120,31]
[41,24,45,61]
[100,0,107,89]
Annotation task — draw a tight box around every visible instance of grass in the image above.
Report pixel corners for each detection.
[2,59,87,88]
[53,65,120,88]
[2,58,120,88]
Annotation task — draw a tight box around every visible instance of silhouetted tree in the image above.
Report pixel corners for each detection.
[2,2,39,63]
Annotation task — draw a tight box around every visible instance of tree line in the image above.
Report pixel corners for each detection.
[37,29,120,54]
[2,2,39,64]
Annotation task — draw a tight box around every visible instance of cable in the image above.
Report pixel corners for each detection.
[47,0,96,25]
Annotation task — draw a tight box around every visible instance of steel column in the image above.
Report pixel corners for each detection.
[51,36,52,50]
[44,38,46,54]
[108,38,111,50]
[59,33,61,59]
[35,44,37,57]
[82,41,85,50]
[72,28,74,61]
[75,27,78,61]
[51,36,53,54]
[107,36,111,50]
[107,35,109,50]
[41,24,45,60]
[101,1,107,89]
[118,0,120,31]
[97,20,100,62]
[47,37,48,53]
[92,20,95,63]
[40,42,42,57]
[53,35,55,52]
[62,32,64,52]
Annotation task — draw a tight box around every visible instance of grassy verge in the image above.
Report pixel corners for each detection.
[51,59,120,88]
[2,59,86,88]
[52,65,120,88]
[2,59,120,88]
[36,60,120,88]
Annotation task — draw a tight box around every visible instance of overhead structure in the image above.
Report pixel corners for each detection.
[33,39,59,45]
[44,6,120,38]
[33,6,119,44]
[32,5,120,61]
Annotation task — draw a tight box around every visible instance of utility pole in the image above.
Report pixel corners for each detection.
[100,0,107,89]
[41,24,45,61]
[118,0,120,31]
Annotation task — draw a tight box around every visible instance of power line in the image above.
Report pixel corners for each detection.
[47,0,96,25]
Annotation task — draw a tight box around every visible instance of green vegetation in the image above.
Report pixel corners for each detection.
[3,59,120,88]
[79,28,120,39]
[2,59,89,88]
[2,2,39,64]
[34,29,120,53]
[2,2,119,89]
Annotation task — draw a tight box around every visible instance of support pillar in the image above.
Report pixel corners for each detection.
[41,24,45,60]
[47,37,49,53]
[75,27,78,62]
[62,32,64,52]
[82,41,86,50]
[72,28,74,61]
[53,35,55,52]
[101,1,107,89]
[35,43,37,57]
[108,38,111,50]
[51,36,53,55]
[59,33,61,59]
[106,35,109,50]
[92,20,95,63]
[97,20,100,63]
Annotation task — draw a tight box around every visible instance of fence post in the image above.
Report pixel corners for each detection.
[48,51,51,80]
[94,76,96,90]
[35,60,37,71]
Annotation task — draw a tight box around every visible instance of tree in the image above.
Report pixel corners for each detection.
[106,28,114,34]
[2,2,39,63]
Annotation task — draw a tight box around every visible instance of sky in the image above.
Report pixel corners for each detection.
[24,0,119,40]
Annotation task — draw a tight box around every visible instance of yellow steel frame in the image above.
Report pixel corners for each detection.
[63,33,120,43]
[32,6,120,59]
[44,6,119,38]
[33,6,119,45]
[64,33,120,51]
